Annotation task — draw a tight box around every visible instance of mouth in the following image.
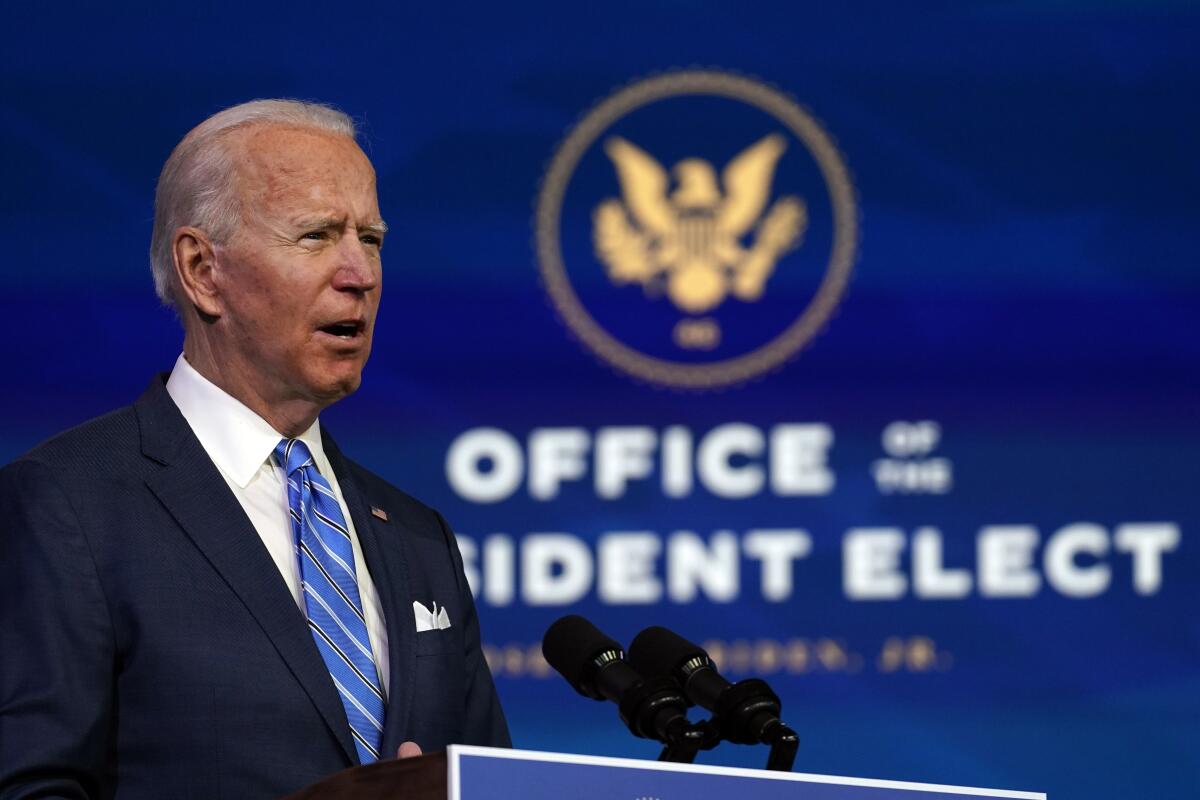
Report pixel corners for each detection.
[316,318,367,343]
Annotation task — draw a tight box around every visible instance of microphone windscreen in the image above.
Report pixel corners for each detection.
[628,626,708,678]
[542,615,623,696]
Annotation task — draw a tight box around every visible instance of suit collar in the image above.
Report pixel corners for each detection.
[135,375,359,765]
[135,374,189,466]
[163,355,332,489]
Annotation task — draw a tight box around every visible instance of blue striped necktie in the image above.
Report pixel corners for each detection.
[274,438,386,764]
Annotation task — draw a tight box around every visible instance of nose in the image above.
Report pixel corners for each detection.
[331,234,380,294]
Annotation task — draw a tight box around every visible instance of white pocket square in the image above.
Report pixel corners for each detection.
[412,600,452,632]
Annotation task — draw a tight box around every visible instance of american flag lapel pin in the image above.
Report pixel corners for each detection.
[371,506,389,522]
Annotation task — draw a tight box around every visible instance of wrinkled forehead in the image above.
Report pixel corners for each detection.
[227,124,377,213]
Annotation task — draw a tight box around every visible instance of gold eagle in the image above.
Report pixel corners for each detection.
[593,134,807,314]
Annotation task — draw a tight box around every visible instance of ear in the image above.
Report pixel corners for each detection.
[172,226,223,318]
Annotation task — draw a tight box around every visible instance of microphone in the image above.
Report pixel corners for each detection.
[629,626,798,763]
[542,615,697,748]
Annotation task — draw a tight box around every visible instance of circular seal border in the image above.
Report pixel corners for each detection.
[535,69,860,389]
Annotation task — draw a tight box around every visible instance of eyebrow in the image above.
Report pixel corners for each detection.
[293,216,389,234]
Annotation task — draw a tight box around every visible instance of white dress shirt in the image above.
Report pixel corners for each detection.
[166,354,390,696]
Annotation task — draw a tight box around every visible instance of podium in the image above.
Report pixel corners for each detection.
[286,746,1046,799]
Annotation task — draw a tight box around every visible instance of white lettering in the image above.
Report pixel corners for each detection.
[1114,523,1180,595]
[882,420,941,457]
[1044,523,1110,598]
[661,426,693,498]
[595,427,656,499]
[666,531,739,602]
[598,533,662,604]
[844,528,907,600]
[978,526,1040,597]
[770,424,834,495]
[482,534,515,606]
[528,428,589,500]
[743,529,812,601]
[912,527,971,598]
[446,428,523,503]
[697,423,764,498]
[521,534,592,605]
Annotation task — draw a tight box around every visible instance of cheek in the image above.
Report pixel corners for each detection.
[234,293,295,341]
[368,269,383,311]
[225,274,306,334]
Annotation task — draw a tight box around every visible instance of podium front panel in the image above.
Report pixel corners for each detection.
[448,746,1045,799]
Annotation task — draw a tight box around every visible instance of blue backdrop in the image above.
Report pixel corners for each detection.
[3,3,1197,799]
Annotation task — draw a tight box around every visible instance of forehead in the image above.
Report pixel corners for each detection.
[230,125,377,215]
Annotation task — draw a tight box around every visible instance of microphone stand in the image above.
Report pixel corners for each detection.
[761,720,800,772]
[656,718,720,764]
[655,711,797,769]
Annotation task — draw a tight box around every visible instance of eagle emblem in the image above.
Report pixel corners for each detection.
[593,134,808,314]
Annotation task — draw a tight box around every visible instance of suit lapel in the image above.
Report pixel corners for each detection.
[135,378,358,765]
[322,432,416,758]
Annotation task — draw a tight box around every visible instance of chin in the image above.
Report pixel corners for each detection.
[308,367,364,405]
[329,373,363,401]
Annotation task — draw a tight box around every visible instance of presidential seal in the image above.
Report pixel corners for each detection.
[535,70,858,389]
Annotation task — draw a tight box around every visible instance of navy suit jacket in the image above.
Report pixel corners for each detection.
[0,377,510,799]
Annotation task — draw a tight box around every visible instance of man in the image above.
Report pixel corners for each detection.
[0,100,509,798]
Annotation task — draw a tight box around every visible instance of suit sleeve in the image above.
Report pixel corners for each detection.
[435,512,512,748]
[0,459,116,799]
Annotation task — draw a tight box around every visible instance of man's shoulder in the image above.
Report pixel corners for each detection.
[8,405,142,476]
[5,375,184,484]
[0,404,151,513]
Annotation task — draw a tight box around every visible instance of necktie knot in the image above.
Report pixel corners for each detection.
[274,438,316,476]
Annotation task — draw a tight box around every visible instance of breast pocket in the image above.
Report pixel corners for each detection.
[414,626,459,656]
[411,637,466,746]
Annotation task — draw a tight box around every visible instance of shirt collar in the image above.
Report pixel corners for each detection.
[165,354,327,489]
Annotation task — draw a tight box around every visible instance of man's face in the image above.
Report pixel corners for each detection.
[212,126,384,409]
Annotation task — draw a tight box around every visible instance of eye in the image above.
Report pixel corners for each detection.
[302,230,328,241]
[360,234,383,248]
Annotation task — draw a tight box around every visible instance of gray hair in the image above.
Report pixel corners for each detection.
[149,99,357,306]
